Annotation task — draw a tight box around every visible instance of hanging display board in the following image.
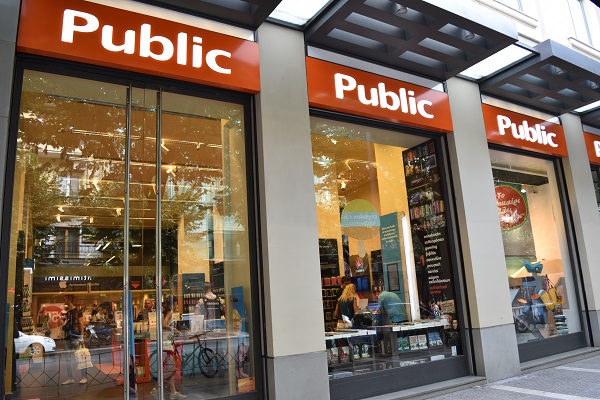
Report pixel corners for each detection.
[402,139,454,305]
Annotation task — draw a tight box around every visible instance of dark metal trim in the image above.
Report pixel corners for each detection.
[329,356,470,400]
[481,40,600,115]
[305,0,518,81]
[133,0,281,30]
[518,332,588,363]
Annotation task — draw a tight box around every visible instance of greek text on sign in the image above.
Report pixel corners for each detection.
[495,184,528,231]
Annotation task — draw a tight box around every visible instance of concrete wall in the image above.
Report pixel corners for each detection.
[255,23,330,400]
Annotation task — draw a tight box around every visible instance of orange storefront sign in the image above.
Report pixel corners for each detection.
[17,0,260,93]
[584,132,600,166]
[306,57,453,133]
[482,104,567,157]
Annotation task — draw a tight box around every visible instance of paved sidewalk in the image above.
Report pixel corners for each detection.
[428,354,600,400]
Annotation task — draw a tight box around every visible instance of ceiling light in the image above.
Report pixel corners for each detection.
[89,216,94,223]
[115,208,122,216]
[574,99,600,113]
[56,214,61,222]
[464,31,475,40]
[459,44,535,80]
[396,5,408,14]
[102,241,112,250]
[269,0,332,27]
[57,206,64,213]
[340,181,346,190]
[521,188,526,193]
[161,139,169,152]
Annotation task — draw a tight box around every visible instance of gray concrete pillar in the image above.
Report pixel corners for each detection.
[255,22,331,400]
[560,113,600,347]
[446,77,521,381]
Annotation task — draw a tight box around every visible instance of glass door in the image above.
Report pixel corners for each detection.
[5,69,256,400]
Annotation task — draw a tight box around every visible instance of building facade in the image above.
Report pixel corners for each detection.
[0,1,600,400]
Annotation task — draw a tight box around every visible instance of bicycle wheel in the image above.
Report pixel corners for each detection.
[198,347,218,378]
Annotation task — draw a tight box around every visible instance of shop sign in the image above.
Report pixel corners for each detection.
[17,0,260,93]
[306,58,453,133]
[495,184,528,231]
[482,104,567,157]
[584,132,600,166]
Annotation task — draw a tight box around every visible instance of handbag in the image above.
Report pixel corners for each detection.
[75,346,93,370]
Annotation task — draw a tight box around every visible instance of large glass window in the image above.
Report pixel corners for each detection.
[490,149,581,345]
[592,166,600,214]
[5,70,256,399]
[311,117,463,379]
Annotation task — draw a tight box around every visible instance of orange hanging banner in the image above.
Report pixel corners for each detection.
[306,57,453,133]
[17,0,260,93]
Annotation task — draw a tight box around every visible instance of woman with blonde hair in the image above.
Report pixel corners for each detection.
[334,283,359,329]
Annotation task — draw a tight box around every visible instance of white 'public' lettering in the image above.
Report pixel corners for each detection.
[594,141,600,158]
[61,9,232,74]
[334,73,434,119]
[496,115,557,147]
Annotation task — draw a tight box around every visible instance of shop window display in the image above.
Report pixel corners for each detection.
[490,149,581,344]
[4,70,255,399]
[311,117,462,379]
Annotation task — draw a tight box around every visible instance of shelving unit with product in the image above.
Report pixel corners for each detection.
[134,335,151,383]
[326,329,377,379]
[181,273,205,314]
[322,277,342,331]
[378,320,459,367]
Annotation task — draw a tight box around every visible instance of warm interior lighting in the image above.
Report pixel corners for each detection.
[57,206,64,213]
[340,181,346,190]
[102,241,112,250]
[55,214,61,222]
[89,216,94,223]
[115,208,122,216]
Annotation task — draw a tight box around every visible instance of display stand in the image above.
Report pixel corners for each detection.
[325,329,377,379]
